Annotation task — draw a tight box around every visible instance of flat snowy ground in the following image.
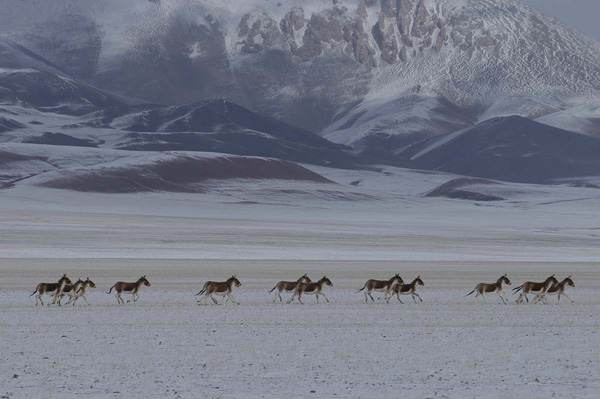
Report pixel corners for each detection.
[1,259,598,399]
[1,165,599,398]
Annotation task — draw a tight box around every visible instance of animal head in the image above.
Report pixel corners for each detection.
[231,275,241,287]
[85,278,96,288]
[58,274,72,285]
[298,274,312,283]
[415,275,425,286]
[500,274,511,286]
[546,274,558,285]
[321,276,333,287]
[391,274,404,285]
[139,276,151,287]
[564,275,575,287]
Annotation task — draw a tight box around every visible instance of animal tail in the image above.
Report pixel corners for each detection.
[268,285,278,293]
[465,289,476,297]
[29,285,40,297]
[512,285,523,294]
[356,283,367,293]
[196,282,209,296]
[107,285,116,294]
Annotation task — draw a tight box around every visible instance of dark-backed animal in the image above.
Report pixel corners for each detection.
[466,274,511,304]
[107,276,151,304]
[29,274,72,306]
[388,276,425,304]
[357,274,403,303]
[269,274,312,302]
[287,276,333,304]
[196,275,241,305]
[513,275,558,304]
[534,276,575,304]
[64,278,96,306]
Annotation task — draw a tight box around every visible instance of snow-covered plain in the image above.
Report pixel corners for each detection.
[1,164,599,398]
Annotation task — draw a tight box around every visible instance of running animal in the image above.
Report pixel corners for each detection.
[29,274,72,306]
[269,274,312,302]
[534,276,575,304]
[387,276,425,304]
[64,278,96,306]
[107,276,151,304]
[513,275,558,304]
[466,274,511,304]
[196,275,242,305]
[357,274,403,303]
[287,276,333,304]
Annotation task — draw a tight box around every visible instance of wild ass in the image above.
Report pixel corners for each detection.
[196,275,241,305]
[269,274,312,302]
[287,276,333,304]
[64,278,96,306]
[534,276,575,304]
[29,274,72,306]
[513,275,558,304]
[107,276,151,304]
[466,274,511,304]
[387,276,425,304]
[357,274,403,303]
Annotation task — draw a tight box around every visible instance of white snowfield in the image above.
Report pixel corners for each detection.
[1,161,600,398]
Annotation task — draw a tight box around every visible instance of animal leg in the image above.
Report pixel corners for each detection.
[498,292,507,305]
[210,294,219,305]
[364,292,369,303]
[321,292,330,303]
[229,293,240,305]
[412,294,418,303]
[562,293,574,303]
[368,292,375,302]
[414,293,423,303]
[396,293,404,304]
[516,293,524,304]
[297,293,304,305]
[287,294,296,304]
[316,294,320,304]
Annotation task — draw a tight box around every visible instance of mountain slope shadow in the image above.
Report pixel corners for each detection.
[397,116,600,184]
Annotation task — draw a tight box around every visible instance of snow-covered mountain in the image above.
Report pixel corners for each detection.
[2,0,600,154]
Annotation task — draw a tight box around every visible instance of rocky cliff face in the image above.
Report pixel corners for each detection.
[2,0,600,154]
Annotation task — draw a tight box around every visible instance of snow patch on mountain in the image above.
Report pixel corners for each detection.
[2,0,600,152]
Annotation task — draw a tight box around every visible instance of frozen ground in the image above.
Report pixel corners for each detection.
[1,259,598,399]
[1,164,599,398]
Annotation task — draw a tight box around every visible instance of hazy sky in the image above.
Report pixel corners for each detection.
[521,0,600,41]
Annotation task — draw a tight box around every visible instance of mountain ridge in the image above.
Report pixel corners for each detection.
[2,0,600,153]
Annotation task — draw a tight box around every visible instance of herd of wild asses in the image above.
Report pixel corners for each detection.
[28,273,576,306]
